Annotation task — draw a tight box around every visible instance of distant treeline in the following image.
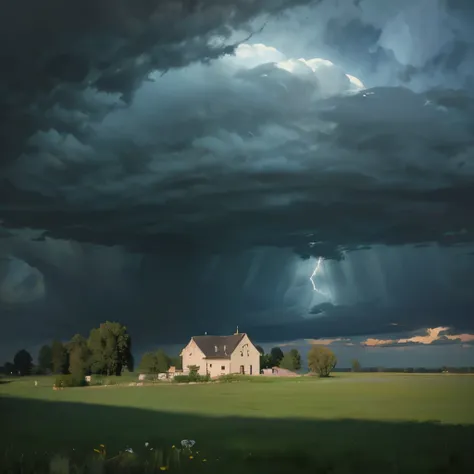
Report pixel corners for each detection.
[2,330,474,379]
[0,321,134,381]
[256,346,302,372]
[334,367,474,374]
[0,320,183,381]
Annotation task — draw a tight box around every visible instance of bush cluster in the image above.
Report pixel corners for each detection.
[173,373,210,383]
[54,374,87,388]
[88,375,118,386]
[218,374,242,383]
[141,373,165,382]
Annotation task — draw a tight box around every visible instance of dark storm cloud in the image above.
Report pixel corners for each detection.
[331,2,474,89]
[252,0,474,86]
[3,84,474,258]
[0,240,309,359]
[0,256,45,304]
[2,0,474,360]
[0,0,315,166]
[1,0,474,261]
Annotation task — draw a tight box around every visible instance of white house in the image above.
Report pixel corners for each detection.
[180,331,260,378]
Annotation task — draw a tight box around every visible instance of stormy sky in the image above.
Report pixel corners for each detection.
[1,0,474,366]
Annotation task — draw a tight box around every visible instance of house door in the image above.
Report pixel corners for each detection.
[240,365,245,374]
[249,365,253,375]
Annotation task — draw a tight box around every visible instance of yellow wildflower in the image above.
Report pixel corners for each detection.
[171,445,175,449]
[100,444,105,448]
[203,459,207,462]
[189,455,194,459]
[94,449,101,454]
[159,467,168,471]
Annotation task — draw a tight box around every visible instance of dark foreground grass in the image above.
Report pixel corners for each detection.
[1,374,474,473]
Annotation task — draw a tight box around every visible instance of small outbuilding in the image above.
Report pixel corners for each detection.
[261,367,298,377]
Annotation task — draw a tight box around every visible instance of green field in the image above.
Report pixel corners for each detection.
[1,373,474,473]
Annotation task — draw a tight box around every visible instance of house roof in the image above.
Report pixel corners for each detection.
[192,333,246,359]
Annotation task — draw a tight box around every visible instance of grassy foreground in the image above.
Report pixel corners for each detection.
[1,373,474,473]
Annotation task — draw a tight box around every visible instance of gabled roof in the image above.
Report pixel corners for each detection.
[192,333,246,359]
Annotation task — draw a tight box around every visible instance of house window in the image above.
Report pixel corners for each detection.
[221,366,225,370]
[210,364,212,368]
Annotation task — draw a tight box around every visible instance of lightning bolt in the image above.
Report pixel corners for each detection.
[309,257,330,297]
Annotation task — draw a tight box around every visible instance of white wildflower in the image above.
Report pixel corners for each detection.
[125,448,134,454]
[145,442,149,447]
[181,440,195,449]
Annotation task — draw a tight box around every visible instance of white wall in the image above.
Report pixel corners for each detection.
[230,334,260,375]
[181,339,207,375]
[204,359,230,378]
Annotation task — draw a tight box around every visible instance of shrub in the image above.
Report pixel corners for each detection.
[187,365,199,380]
[173,375,190,383]
[173,373,210,383]
[308,345,337,377]
[142,373,167,382]
[188,368,199,382]
[218,374,242,383]
[31,366,48,376]
[54,374,86,388]
[89,374,104,386]
[88,375,120,386]
[217,375,274,383]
